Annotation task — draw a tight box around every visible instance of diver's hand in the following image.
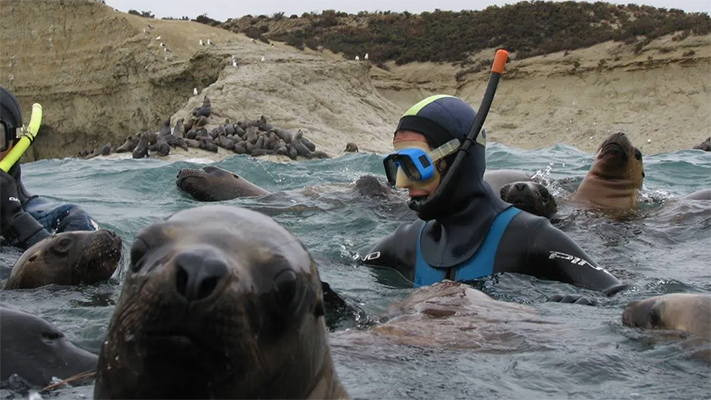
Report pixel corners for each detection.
[547,293,598,306]
[0,169,23,226]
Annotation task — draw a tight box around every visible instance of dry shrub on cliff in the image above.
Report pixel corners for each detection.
[216,1,710,64]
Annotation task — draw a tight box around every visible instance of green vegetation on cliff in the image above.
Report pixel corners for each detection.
[215,1,710,65]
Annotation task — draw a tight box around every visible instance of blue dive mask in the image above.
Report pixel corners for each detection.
[383,138,460,186]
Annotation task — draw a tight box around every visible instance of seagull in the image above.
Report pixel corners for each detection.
[207,39,212,45]
[271,43,274,47]
[164,47,171,53]
[155,36,161,40]
[160,42,165,47]
[355,55,359,61]
[251,38,256,44]
[364,53,369,60]
[232,60,237,67]
[193,88,198,96]
[147,24,154,29]
[260,56,265,62]
[199,39,204,46]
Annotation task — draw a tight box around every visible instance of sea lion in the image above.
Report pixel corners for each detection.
[483,169,533,194]
[149,135,171,156]
[184,138,201,148]
[93,205,349,399]
[311,150,331,159]
[569,132,645,210]
[681,189,711,201]
[176,166,271,201]
[272,127,292,143]
[622,293,710,339]
[293,131,313,158]
[344,142,359,152]
[100,142,112,156]
[1,305,98,387]
[115,135,138,153]
[331,280,550,351]
[192,96,211,118]
[692,137,710,151]
[201,141,218,153]
[157,118,171,137]
[4,230,122,290]
[500,181,558,219]
[132,132,150,159]
[172,118,184,137]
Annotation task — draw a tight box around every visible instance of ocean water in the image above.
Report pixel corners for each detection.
[1,142,709,399]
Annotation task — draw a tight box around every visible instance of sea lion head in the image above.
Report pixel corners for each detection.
[4,230,122,290]
[592,132,644,186]
[94,205,345,399]
[622,293,711,339]
[344,142,359,152]
[500,181,557,219]
[176,166,269,201]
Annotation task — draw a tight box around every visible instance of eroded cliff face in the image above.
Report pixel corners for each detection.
[371,35,711,154]
[0,0,231,161]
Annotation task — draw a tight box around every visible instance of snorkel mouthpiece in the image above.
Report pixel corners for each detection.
[0,103,43,172]
[408,49,509,220]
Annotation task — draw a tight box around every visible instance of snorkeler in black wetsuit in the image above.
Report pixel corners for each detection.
[362,95,627,298]
[1,86,99,250]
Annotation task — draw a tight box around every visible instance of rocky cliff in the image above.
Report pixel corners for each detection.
[1,0,709,161]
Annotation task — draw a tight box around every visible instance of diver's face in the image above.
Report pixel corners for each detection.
[393,130,442,199]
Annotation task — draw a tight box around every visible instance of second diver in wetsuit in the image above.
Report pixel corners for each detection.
[362,95,627,297]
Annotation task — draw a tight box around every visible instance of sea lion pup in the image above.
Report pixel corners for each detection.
[176,166,271,201]
[622,293,711,339]
[93,205,349,399]
[115,135,138,153]
[344,142,359,152]
[500,181,558,219]
[1,304,98,388]
[569,132,645,210]
[4,230,122,290]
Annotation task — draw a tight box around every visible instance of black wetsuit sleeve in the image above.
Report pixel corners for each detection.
[523,219,628,296]
[360,222,421,283]
[1,165,50,249]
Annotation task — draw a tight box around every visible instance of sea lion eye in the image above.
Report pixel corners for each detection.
[51,236,74,254]
[130,237,149,272]
[273,269,298,309]
[41,331,63,340]
[634,148,642,160]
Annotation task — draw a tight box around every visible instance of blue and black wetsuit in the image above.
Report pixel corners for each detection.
[0,162,98,250]
[363,206,626,295]
[362,94,627,296]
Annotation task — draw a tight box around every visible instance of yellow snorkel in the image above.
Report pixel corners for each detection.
[0,103,42,172]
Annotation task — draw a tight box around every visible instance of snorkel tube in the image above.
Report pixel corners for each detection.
[0,103,43,172]
[408,49,509,218]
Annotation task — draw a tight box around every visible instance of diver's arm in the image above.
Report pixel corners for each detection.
[360,222,421,283]
[0,169,50,249]
[525,219,628,296]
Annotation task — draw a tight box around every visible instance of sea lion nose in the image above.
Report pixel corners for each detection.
[174,248,229,302]
[515,183,527,192]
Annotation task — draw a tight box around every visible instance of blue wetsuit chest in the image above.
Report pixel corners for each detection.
[413,206,521,287]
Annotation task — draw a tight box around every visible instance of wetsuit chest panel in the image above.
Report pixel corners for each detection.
[414,207,521,287]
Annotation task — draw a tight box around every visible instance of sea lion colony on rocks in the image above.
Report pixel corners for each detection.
[76,96,330,160]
